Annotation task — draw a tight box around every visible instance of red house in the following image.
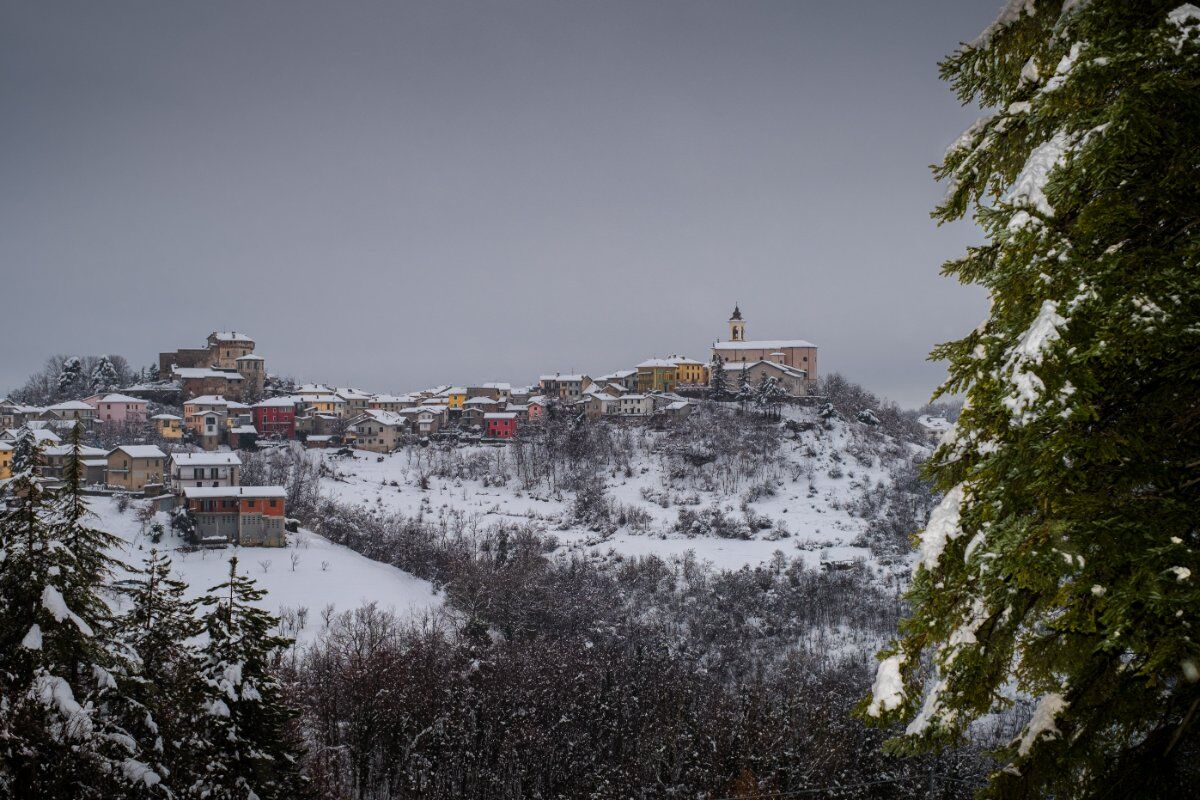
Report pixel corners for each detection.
[484,412,518,439]
[253,397,297,439]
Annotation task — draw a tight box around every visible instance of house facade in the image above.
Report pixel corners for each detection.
[253,397,297,438]
[182,486,286,547]
[170,452,242,490]
[84,393,148,425]
[152,413,184,439]
[346,410,406,452]
[484,412,518,439]
[0,442,13,480]
[635,360,679,393]
[106,445,166,491]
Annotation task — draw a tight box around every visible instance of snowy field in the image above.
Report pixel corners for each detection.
[88,496,443,643]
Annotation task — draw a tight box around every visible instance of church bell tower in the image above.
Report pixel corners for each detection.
[728,304,745,342]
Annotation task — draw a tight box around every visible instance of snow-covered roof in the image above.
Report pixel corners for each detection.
[235,354,265,361]
[110,445,166,459]
[481,382,512,391]
[335,388,372,400]
[226,401,251,410]
[3,428,62,444]
[151,413,182,420]
[295,384,333,394]
[44,445,108,458]
[351,410,406,427]
[484,412,517,420]
[667,355,704,365]
[171,452,242,467]
[302,394,345,404]
[173,367,243,381]
[713,339,818,350]
[96,393,146,404]
[49,400,95,411]
[184,395,230,406]
[636,358,677,369]
[371,394,413,404]
[230,425,257,434]
[255,396,298,408]
[918,415,953,431]
[0,442,12,451]
[527,395,547,405]
[665,401,691,410]
[445,387,467,395]
[81,459,107,467]
[596,370,636,380]
[209,331,254,342]
[183,485,285,499]
[540,374,587,382]
[464,396,500,406]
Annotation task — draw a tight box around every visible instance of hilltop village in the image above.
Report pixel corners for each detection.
[1,306,836,548]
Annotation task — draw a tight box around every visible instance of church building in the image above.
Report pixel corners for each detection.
[711,305,818,380]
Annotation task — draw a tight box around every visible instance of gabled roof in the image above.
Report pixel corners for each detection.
[96,393,146,404]
[350,410,406,428]
[171,452,242,467]
[636,359,677,369]
[109,445,166,459]
[184,395,230,406]
[44,444,108,458]
[255,396,298,408]
[235,354,265,361]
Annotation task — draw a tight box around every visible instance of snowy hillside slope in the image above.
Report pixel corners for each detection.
[88,496,443,643]
[313,404,930,571]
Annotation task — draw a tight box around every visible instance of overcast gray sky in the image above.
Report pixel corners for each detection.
[1,0,997,407]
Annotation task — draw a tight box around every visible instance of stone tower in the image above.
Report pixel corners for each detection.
[728,304,745,342]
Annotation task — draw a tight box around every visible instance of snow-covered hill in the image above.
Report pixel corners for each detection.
[88,496,443,643]
[313,404,928,572]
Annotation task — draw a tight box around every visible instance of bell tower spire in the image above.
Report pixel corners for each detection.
[728,303,745,342]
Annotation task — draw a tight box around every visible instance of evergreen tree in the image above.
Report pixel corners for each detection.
[0,434,157,797]
[56,356,85,400]
[862,3,1200,798]
[115,550,207,795]
[90,356,119,393]
[735,366,754,410]
[193,558,306,800]
[10,427,43,474]
[708,356,728,400]
[146,363,160,382]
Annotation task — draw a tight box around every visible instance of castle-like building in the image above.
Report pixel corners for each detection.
[159,331,265,400]
[711,305,818,380]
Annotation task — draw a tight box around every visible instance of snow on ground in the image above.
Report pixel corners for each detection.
[316,409,916,571]
[89,496,443,643]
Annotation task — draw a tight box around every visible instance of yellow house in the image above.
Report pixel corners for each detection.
[670,355,709,386]
[445,387,467,411]
[152,413,184,440]
[0,442,12,480]
[636,359,679,393]
[303,394,346,416]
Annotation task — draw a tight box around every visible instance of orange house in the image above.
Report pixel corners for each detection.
[182,485,286,546]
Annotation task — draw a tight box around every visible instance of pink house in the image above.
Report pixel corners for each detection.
[85,393,149,425]
[526,395,547,422]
